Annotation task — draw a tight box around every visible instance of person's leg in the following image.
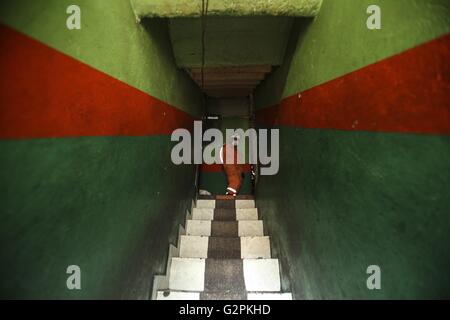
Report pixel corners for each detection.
[224,164,242,196]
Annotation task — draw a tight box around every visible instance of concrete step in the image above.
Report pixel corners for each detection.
[156,291,293,300]
[196,199,255,209]
[247,292,293,300]
[192,208,258,221]
[185,220,264,237]
[179,235,271,259]
[235,199,256,209]
[168,258,281,292]
[169,258,205,291]
[156,291,200,300]
[195,199,215,208]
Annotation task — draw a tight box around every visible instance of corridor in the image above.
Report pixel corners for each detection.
[0,0,449,300]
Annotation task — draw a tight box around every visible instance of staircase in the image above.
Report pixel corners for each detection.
[154,195,292,300]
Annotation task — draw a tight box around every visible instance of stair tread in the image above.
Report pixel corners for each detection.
[247,292,293,300]
[186,220,264,237]
[192,208,258,221]
[168,258,281,292]
[179,235,271,259]
[154,195,284,300]
[196,199,255,209]
[169,258,205,291]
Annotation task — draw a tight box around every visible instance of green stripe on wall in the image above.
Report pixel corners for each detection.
[0,0,203,114]
[257,127,450,299]
[0,136,194,299]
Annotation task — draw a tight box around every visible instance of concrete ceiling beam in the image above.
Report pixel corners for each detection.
[131,0,323,19]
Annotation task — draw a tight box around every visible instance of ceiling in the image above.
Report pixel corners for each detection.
[130,1,323,98]
[187,65,272,98]
[169,16,291,98]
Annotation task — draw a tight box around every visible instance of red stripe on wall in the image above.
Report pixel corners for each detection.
[0,24,195,139]
[257,34,450,135]
[200,163,251,173]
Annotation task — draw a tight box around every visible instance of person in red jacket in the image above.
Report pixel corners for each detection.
[219,134,246,196]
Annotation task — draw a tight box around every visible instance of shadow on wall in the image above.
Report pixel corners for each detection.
[140,17,206,118]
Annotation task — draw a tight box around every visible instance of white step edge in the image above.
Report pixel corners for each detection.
[186,220,211,236]
[239,220,264,237]
[178,235,271,259]
[195,199,215,208]
[247,292,293,300]
[156,291,292,300]
[195,199,256,209]
[236,208,258,220]
[169,258,206,291]
[236,199,255,208]
[157,291,200,300]
[185,220,264,237]
[243,259,281,292]
[151,219,187,300]
[191,208,214,220]
[192,208,258,220]
[241,236,271,259]
[179,235,209,258]
[168,258,281,292]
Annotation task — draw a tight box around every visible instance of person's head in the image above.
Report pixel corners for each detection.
[231,133,240,146]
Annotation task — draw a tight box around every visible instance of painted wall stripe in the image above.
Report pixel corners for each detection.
[257,34,450,135]
[0,24,194,140]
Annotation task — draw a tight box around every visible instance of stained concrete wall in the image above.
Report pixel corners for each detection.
[254,0,450,299]
[0,0,202,299]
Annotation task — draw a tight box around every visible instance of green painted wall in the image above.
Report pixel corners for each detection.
[0,137,195,299]
[258,129,450,299]
[0,0,202,299]
[0,0,203,113]
[255,0,450,108]
[254,0,450,299]
[169,16,293,68]
[131,0,323,18]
